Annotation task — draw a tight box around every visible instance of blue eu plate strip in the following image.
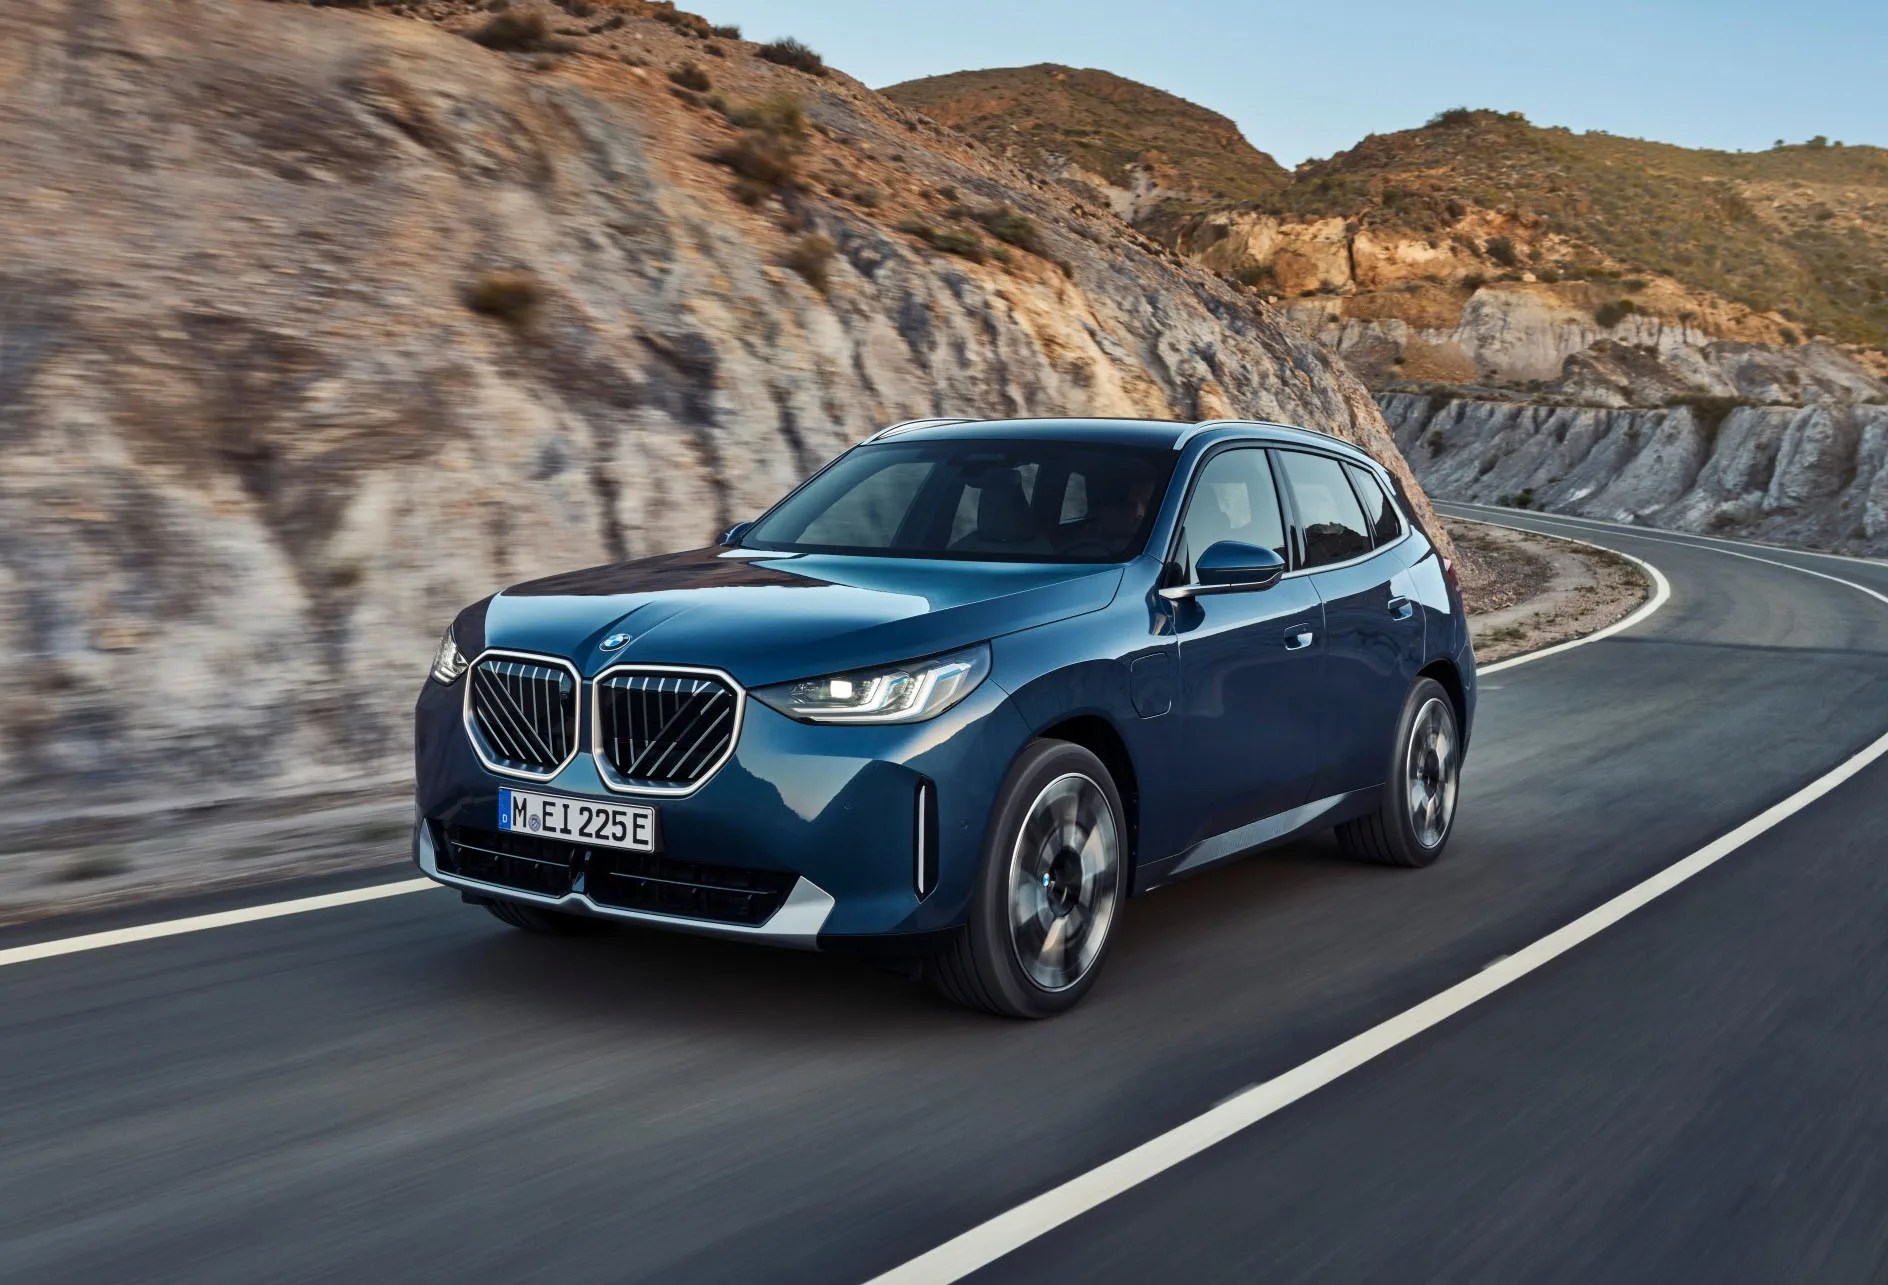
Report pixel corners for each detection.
[497,787,513,830]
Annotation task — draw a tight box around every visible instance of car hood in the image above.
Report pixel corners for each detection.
[477,546,1126,686]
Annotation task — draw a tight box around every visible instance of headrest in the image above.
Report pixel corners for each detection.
[976,472,1037,543]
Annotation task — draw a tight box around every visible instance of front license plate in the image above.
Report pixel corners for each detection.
[496,788,657,852]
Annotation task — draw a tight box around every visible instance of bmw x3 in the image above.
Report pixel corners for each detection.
[413,417,1475,1017]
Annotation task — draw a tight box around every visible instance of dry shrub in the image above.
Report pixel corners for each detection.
[468,10,551,51]
[464,269,542,322]
[711,95,808,203]
[668,62,711,91]
[758,37,825,75]
[785,235,837,294]
[650,5,712,37]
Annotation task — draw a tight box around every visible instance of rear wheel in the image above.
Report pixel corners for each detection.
[484,898,602,935]
[927,740,1126,1018]
[1336,677,1460,868]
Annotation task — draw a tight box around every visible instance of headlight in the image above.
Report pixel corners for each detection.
[430,626,469,684]
[752,644,991,724]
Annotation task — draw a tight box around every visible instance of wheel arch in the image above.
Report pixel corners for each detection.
[1418,657,1468,746]
[1036,713,1141,885]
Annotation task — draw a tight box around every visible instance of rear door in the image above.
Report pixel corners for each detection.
[1168,446,1328,847]
[1275,450,1425,797]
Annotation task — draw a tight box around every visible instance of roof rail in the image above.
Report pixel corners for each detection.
[1171,418,1345,450]
[865,417,973,443]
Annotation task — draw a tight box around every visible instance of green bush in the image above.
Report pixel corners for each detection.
[896,218,985,262]
[710,23,741,39]
[1593,298,1638,327]
[948,204,1043,255]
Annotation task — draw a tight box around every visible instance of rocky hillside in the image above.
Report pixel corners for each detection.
[899,75,1888,553]
[0,0,1431,818]
[882,65,1287,222]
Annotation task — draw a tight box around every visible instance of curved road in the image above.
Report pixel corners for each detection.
[4,509,1888,1283]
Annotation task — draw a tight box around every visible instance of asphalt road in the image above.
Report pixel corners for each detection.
[3,508,1887,1284]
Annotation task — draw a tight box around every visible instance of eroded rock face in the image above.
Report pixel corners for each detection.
[1387,394,1888,553]
[0,0,1432,813]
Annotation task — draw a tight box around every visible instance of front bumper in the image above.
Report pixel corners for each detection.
[413,672,1030,947]
[412,817,840,946]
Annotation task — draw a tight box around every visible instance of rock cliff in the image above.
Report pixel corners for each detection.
[1385,394,1888,554]
[0,0,1429,816]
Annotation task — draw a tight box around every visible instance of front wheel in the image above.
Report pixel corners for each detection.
[926,740,1126,1018]
[1336,677,1461,868]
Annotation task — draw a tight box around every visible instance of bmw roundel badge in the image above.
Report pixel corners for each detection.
[600,632,631,652]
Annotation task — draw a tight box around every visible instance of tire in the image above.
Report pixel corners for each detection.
[484,898,603,935]
[926,740,1127,1018]
[1336,677,1461,868]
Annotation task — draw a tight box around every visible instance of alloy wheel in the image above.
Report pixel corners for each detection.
[1405,697,1459,849]
[1005,772,1121,992]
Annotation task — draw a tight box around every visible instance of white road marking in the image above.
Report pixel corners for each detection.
[1443,514,1673,675]
[1485,514,1888,612]
[0,879,440,970]
[1443,502,1888,569]
[865,520,1888,1285]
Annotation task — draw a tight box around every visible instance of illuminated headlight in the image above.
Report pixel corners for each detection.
[753,644,991,724]
[430,626,469,684]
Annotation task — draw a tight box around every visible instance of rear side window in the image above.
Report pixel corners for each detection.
[1176,447,1288,579]
[1277,451,1374,569]
[1344,462,1403,547]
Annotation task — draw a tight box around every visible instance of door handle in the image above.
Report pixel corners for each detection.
[1283,627,1315,651]
[1388,596,1416,621]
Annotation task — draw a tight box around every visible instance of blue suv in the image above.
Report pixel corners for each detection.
[414,418,1475,1016]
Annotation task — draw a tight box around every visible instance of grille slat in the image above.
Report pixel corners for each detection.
[597,669,739,791]
[468,655,577,776]
[440,825,791,926]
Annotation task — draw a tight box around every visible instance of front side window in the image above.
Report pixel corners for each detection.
[1277,451,1374,569]
[1175,448,1288,580]
[743,439,1176,563]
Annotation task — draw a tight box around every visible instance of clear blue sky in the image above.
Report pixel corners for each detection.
[704,0,1886,165]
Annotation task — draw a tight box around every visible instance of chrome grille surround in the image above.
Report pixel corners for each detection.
[463,650,583,782]
[591,664,745,797]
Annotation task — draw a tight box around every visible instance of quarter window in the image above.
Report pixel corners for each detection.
[1176,448,1288,580]
[1277,451,1374,569]
[1344,462,1403,547]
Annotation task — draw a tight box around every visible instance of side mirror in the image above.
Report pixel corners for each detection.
[721,520,754,546]
[1163,541,1286,599]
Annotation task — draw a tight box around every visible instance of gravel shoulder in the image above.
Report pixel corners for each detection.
[1447,516,1651,663]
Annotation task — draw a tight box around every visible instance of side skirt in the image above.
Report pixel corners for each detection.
[1132,786,1381,894]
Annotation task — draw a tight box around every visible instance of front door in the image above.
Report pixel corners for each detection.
[1169,447,1328,851]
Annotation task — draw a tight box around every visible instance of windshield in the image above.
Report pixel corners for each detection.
[741,439,1177,563]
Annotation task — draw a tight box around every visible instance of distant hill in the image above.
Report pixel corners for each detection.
[889,73,1886,349]
[882,64,1288,219]
[1257,109,1888,349]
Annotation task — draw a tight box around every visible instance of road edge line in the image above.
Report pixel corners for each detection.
[1445,514,1672,675]
[864,539,1888,1285]
[866,723,1888,1285]
[0,879,440,969]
